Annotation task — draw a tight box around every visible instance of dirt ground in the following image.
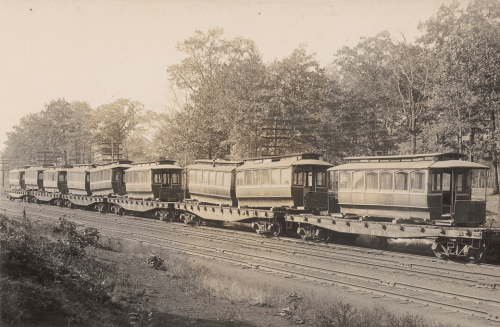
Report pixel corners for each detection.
[89,246,295,327]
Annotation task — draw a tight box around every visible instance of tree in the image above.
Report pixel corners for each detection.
[92,98,144,160]
[419,0,500,193]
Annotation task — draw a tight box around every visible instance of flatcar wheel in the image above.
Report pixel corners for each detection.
[195,216,202,226]
[271,220,282,237]
[432,237,450,259]
[322,230,334,244]
[180,214,187,223]
[158,210,168,221]
[98,204,108,214]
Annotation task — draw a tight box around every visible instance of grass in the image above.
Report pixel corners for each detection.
[0,213,460,327]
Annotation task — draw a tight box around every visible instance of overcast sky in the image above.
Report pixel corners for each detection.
[0,0,467,152]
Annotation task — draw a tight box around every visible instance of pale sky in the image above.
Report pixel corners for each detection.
[0,0,465,152]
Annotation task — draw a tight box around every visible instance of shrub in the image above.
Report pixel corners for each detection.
[147,253,165,270]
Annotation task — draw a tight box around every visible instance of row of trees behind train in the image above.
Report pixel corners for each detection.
[3,0,500,193]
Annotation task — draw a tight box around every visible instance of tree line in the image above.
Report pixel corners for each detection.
[3,0,500,192]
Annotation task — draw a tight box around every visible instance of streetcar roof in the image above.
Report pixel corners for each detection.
[188,164,239,172]
[343,152,467,162]
[126,163,182,172]
[330,160,488,171]
[237,158,333,170]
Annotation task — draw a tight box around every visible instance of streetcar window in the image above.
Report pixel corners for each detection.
[236,171,244,186]
[271,169,280,185]
[328,171,337,191]
[339,172,351,189]
[223,173,232,187]
[262,170,270,185]
[86,174,90,183]
[202,171,209,185]
[395,172,408,191]
[189,170,196,185]
[306,172,313,187]
[58,174,65,182]
[115,172,121,182]
[172,173,180,184]
[366,172,378,190]
[154,173,160,184]
[380,172,393,190]
[293,172,304,186]
[281,169,290,185]
[443,173,451,191]
[244,171,253,186]
[431,172,442,192]
[163,173,169,186]
[317,172,326,187]
[411,171,426,193]
[209,171,216,186]
[456,173,469,193]
[353,171,364,190]
[216,172,223,186]
[253,170,261,185]
[196,170,202,184]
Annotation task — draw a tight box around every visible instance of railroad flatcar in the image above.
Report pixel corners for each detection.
[187,159,243,206]
[328,152,488,226]
[287,153,499,262]
[235,153,333,211]
[89,160,132,196]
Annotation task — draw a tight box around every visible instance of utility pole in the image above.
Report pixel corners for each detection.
[261,118,291,156]
[1,156,10,188]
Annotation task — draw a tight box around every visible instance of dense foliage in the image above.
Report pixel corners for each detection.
[3,0,500,190]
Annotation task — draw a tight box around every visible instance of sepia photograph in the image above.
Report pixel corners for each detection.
[1,0,500,326]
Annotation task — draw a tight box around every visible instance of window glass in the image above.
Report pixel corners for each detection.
[244,171,253,186]
[456,173,469,193]
[154,173,160,184]
[216,172,223,186]
[202,171,209,185]
[281,169,290,184]
[411,171,426,192]
[353,171,364,190]
[293,172,304,186]
[443,173,451,191]
[380,172,393,190]
[262,170,270,185]
[306,172,313,187]
[339,172,351,189]
[189,170,197,185]
[317,172,326,187]
[196,170,203,184]
[395,172,408,191]
[163,173,169,186]
[209,171,216,186]
[172,173,180,184]
[223,173,232,187]
[366,172,378,190]
[253,170,261,185]
[328,171,337,191]
[236,171,244,186]
[271,169,280,184]
[431,172,442,192]
[58,173,65,182]
[86,174,90,182]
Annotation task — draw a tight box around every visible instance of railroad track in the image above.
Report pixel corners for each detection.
[2,200,500,324]
[3,198,500,285]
